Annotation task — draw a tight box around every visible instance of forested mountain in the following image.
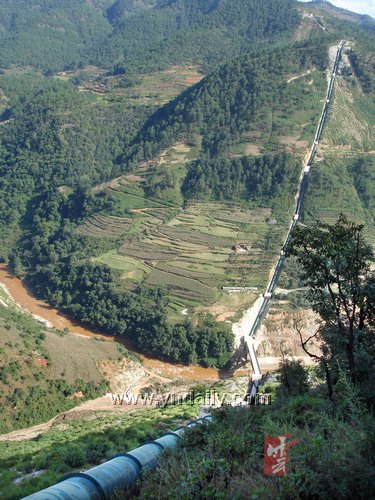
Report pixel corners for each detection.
[0,0,112,70]
[0,38,328,365]
[106,0,160,25]
[91,0,300,71]
[120,42,328,177]
[1,0,373,76]
[304,1,375,32]
[0,39,331,261]
[0,81,151,258]
[0,0,299,72]
[0,3,374,498]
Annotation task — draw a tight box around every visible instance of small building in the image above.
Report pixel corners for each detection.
[232,244,252,254]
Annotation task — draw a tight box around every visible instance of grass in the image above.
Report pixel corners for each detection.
[146,268,216,302]
[107,190,167,212]
[136,385,375,499]
[304,155,365,221]
[43,332,120,384]
[324,75,375,151]
[226,69,326,159]
[94,251,150,276]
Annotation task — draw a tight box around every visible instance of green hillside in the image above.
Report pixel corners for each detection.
[0,41,330,362]
[0,397,200,499]
[0,0,373,367]
[0,3,374,499]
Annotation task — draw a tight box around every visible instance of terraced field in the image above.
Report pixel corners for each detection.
[89,199,284,318]
[76,214,131,238]
[83,140,298,318]
[56,65,204,108]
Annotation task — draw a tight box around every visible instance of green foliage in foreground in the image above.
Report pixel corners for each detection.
[137,379,375,499]
[0,403,199,500]
[288,216,375,403]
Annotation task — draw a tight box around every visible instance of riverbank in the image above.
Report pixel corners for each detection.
[0,264,221,381]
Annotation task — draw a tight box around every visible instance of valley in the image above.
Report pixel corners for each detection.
[0,1,374,498]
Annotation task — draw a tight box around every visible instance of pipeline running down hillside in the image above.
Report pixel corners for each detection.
[22,41,345,500]
[245,41,345,373]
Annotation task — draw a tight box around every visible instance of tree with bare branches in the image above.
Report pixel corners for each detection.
[287,215,375,400]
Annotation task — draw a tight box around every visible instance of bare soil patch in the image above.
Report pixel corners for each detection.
[244,144,262,155]
[278,136,309,149]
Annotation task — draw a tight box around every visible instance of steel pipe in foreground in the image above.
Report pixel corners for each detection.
[23,416,213,500]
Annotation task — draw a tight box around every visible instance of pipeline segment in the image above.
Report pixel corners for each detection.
[23,416,213,500]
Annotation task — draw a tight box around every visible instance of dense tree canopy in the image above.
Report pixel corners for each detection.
[182,153,300,203]
[91,0,300,71]
[0,0,299,72]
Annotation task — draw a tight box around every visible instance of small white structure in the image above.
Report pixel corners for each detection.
[264,292,272,298]
[304,165,311,173]
[294,214,299,221]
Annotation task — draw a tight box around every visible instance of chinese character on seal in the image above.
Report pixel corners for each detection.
[264,434,299,476]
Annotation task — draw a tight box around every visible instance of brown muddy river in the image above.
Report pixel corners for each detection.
[0,264,220,381]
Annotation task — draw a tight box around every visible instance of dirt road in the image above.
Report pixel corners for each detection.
[0,395,146,442]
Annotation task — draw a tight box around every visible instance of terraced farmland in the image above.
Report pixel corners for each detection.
[88,198,285,318]
[76,214,131,238]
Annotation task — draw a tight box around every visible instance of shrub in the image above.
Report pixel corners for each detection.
[62,446,87,468]
[278,359,309,395]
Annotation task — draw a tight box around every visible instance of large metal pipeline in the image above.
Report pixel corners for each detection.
[244,40,345,378]
[22,416,213,500]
